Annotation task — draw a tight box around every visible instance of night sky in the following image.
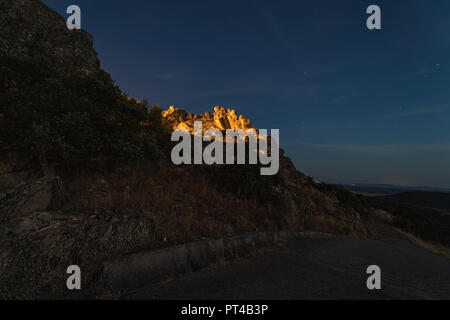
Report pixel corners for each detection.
[43,0,450,188]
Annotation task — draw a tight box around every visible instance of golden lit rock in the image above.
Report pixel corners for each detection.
[162,106,254,134]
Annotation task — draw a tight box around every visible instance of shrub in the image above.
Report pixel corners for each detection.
[392,205,450,247]
[0,55,169,166]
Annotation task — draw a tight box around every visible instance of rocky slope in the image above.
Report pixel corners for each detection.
[0,0,370,299]
[160,105,369,234]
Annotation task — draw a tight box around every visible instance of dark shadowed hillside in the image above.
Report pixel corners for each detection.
[378,191,450,212]
[0,0,373,299]
[369,192,450,250]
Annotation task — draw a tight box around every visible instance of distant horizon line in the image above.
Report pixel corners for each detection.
[332,182,450,192]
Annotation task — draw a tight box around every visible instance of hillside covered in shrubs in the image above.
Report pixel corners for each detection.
[0,0,373,299]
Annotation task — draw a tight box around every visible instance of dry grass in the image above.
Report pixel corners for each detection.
[59,162,368,248]
[63,164,304,244]
[374,210,394,224]
[304,186,336,213]
[394,227,450,258]
[304,215,346,234]
[304,214,368,238]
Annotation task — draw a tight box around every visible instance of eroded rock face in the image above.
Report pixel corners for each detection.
[0,0,100,75]
[0,150,41,191]
[0,176,62,216]
[162,106,253,134]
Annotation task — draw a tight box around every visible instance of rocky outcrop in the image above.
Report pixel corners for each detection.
[0,176,62,217]
[0,0,100,75]
[0,150,39,190]
[0,207,156,299]
[162,106,253,134]
[0,174,157,299]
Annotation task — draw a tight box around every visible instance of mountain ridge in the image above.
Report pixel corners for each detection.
[344,183,450,196]
[0,0,371,299]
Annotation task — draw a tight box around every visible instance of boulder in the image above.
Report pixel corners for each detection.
[0,176,62,216]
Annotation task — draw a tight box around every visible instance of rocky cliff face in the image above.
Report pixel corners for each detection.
[0,0,100,75]
[0,0,105,189]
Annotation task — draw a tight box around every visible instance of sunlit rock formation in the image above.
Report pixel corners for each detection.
[162,106,253,134]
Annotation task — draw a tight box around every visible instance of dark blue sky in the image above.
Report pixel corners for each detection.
[44,0,450,187]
